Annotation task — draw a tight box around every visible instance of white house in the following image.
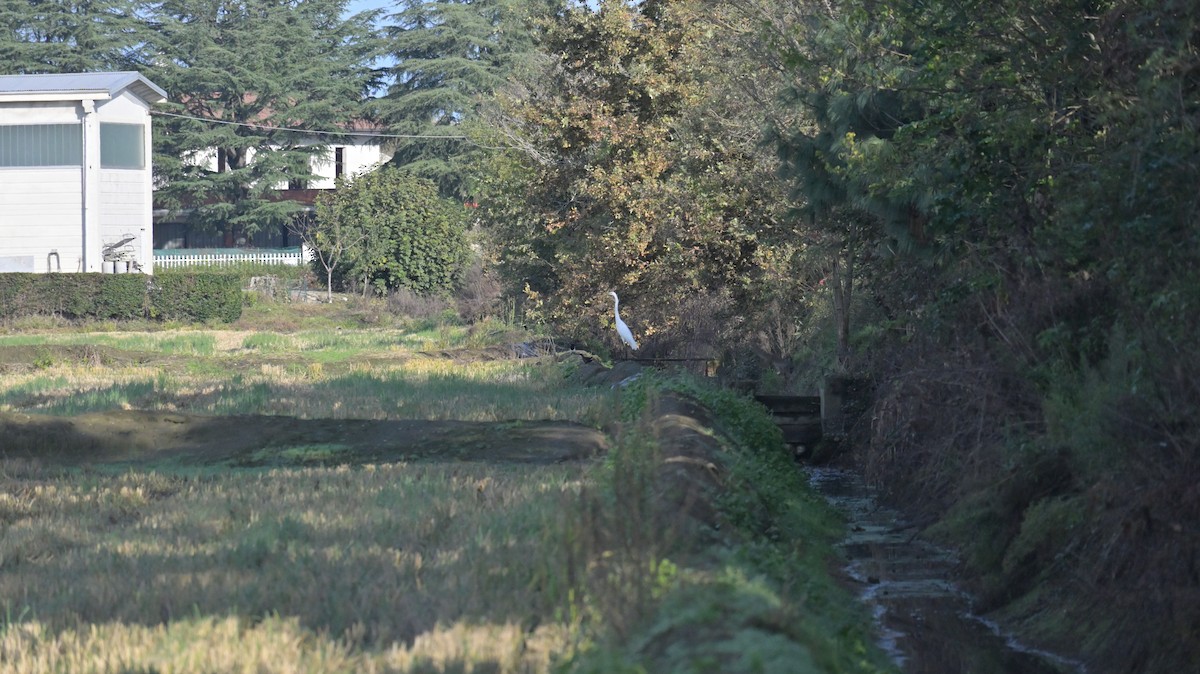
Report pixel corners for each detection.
[0,71,166,273]
[189,120,389,190]
[154,120,390,250]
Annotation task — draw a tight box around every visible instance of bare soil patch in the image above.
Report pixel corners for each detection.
[0,344,153,373]
[0,409,608,467]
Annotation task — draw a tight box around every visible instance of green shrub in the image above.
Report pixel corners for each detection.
[155,261,311,286]
[149,273,243,323]
[0,273,242,323]
[0,273,145,320]
[93,274,148,319]
[312,168,468,295]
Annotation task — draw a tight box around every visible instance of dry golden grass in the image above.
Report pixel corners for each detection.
[0,324,611,672]
[0,344,613,425]
[1,459,589,674]
[2,616,571,674]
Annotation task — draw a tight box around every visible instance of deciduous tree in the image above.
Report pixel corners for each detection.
[312,168,468,295]
[482,0,789,352]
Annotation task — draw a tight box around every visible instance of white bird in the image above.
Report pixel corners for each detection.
[609,291,639,351]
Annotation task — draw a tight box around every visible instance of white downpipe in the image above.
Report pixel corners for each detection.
[141,117,154,274]
[81,99,101,272]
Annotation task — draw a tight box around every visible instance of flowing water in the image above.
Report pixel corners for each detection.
[807,467,1087,674]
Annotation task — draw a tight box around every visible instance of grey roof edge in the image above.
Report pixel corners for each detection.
[0,71,167,103]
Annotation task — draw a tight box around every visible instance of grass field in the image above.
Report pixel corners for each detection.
[0,302,894,674]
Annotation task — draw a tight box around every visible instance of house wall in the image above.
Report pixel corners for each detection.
[193,139,388,189]
[0,100,86,272]
[308,140,387,188]
[0,91,155,273]
[0,99,82,124]
[96,90,154,270]
[99,169,149,263]
[0,167,85,272]
[96,90,146,119]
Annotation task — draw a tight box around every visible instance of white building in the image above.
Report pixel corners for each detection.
[0,71,166,273]
[155,121,391,250]
[189,123,388,190]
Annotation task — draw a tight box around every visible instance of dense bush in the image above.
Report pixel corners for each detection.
[148,273,243,323]
[768,0,1200,669]
[155,261,312,287]
[311,168,468,295]
[0,273,145,320]
[0,272,241,323]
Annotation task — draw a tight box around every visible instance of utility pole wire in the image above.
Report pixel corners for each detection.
[150,110,513,150]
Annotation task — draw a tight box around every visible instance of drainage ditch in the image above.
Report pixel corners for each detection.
[807,467,1087,674]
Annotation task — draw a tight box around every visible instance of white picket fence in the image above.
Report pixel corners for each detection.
[153,247,308,269]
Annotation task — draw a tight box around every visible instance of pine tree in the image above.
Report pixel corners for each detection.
[379,0,556,197]
[147,0,381,240]
[0,0,147,74]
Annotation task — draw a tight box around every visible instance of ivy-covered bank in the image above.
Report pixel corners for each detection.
[563,372,895,674]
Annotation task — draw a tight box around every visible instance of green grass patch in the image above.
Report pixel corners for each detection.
[560,373,893,674]
[0,332,215,356]
[0,375,71,407]
[232,443,356,467]
[241,332,294,351]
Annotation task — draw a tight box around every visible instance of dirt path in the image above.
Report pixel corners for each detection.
[0,409,608,467]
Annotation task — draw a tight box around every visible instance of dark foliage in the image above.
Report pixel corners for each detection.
[772,0,1200,670]
[0,272,241,323]
[148,273,243,323]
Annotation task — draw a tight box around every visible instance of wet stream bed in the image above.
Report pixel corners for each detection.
[808,467,1086,674]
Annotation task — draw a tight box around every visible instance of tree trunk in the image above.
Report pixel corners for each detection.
[830,243,854,369]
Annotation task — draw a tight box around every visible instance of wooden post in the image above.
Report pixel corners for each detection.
[822,375,858,438]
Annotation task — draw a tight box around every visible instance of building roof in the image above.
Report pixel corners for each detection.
[0,71,167,104]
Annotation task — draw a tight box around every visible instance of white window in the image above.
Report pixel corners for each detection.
[0,123,83,167]
[100,123,145,169]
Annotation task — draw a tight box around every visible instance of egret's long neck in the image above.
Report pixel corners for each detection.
[612,295,620,315]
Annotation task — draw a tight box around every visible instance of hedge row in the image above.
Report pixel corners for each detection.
[0,273,242,323]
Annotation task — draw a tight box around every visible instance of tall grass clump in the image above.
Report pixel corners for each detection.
[241,333,294,351]
[0,375,70,409]
[153,333,217,356]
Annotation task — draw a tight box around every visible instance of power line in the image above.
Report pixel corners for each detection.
[150,109,470,141]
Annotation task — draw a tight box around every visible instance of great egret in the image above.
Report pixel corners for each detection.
[609,291,639,351]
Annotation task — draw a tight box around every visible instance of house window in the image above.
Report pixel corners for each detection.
[217,150,227,173]
[0,124,83,167]
[334,147,345,179]
[100,123,145,169]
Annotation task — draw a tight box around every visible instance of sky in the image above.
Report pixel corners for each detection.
[346,0,394,21]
